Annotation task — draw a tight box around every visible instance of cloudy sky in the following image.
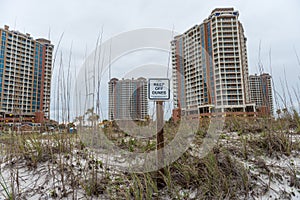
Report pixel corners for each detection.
[1,0,300,120]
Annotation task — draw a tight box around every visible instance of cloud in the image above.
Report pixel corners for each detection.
[1,0,300,120]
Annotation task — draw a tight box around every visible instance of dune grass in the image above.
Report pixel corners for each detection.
[0,113,299,199]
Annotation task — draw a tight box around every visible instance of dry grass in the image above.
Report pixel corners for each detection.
[0,113,299,199]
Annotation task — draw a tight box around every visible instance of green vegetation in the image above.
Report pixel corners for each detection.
[0,113,299,199]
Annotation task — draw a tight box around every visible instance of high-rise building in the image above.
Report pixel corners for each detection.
[172,8,255,118]
[108,77,148,121]
[0,25,53,122]
[249,73,273,115]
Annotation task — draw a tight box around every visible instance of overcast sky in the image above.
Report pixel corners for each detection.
[1,0,300,120]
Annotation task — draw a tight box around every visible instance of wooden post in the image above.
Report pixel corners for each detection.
[148,78,169,188]
[156,101,164,180]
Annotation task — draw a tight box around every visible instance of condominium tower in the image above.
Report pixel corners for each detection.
[0,25,53,122]
[249,73,273,115]
[108,77,148,121]
[172,8,255,117]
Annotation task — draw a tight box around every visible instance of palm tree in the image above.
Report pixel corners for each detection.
[84,107,99,127]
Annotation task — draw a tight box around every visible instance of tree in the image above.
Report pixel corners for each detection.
[84,107,99,127]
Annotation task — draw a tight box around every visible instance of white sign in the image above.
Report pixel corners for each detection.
[148,78,170,100]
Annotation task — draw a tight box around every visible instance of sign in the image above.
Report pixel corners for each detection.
[148,78,170,100]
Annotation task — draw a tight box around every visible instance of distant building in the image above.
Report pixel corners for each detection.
[108,77,148,121]
[172,8,255,119]
[249,73,273,116]
[0,25,53,123]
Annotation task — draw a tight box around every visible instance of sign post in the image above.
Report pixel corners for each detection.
[156,100,164,173]
[148,78,170,182]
